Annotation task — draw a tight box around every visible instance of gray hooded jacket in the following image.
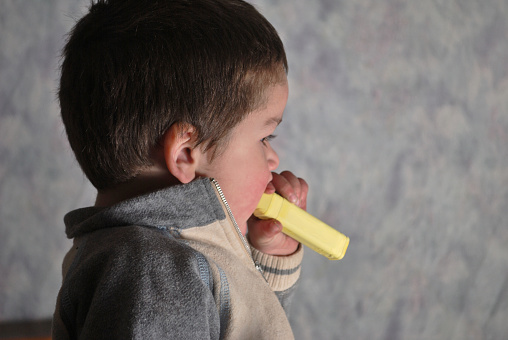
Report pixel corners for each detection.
[52,178,303,339]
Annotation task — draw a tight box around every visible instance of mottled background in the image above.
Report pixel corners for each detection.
[1,0,507,339]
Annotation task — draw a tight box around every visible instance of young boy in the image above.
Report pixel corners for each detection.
[53,0,309,338]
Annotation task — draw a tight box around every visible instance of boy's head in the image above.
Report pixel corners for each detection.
[60,0,287,190]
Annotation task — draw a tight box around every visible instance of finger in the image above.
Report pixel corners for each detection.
[280,170,303,199]
[297,177,309,210]
[259,219,283,239]
[280,173,308,209]
[247,217,299,255]
[271,172,298,205]
[264,181,276,194]
[247,217,282,245]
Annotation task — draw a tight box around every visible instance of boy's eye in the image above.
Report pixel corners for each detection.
[261,134,277,145]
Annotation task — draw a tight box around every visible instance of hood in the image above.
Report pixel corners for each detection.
[64,178,226,239]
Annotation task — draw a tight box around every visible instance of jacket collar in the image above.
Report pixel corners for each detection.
[64,178,225,239]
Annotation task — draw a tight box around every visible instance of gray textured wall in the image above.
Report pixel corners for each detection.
[1,1,507,339]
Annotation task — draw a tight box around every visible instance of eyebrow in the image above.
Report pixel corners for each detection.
[264,117,283,127]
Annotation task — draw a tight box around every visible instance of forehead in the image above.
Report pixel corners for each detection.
[217,87,283,151]
[217,82,288,148]
[249,82,288,124]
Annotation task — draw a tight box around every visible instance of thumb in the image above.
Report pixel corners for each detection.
[247,218,282,246]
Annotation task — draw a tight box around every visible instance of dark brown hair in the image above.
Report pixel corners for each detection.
[59,0,288,190]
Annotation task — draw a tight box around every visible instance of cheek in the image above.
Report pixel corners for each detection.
[231,171,271,223]
[222,147,273,224]
[244,172,272,208]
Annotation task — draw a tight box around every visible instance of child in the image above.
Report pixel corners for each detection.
[53,0,309,338]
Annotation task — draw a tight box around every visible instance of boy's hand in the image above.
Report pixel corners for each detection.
[247,171,308,256]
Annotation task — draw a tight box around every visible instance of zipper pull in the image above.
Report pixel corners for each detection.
[255,261,263,274]
[255,261,268,282]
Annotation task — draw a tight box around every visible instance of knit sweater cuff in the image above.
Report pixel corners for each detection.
[251,245,303,292]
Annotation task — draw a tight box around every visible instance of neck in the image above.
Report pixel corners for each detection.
[95,166,179,207]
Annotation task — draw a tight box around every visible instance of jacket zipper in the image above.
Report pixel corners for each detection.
[210,178,265,276]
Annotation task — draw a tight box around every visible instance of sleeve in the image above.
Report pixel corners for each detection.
[54,227,220,340]
[250,245,304,315]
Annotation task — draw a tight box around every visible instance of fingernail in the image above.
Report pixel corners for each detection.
[289,194,298,204]
[271,220,281,232]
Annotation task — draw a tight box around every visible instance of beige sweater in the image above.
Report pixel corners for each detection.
[184,183,303,339]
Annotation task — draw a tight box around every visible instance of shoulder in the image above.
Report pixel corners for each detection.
[58,225,220,338]
[72,225,206,285]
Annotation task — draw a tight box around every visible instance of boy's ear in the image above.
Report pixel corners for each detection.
[162,123,204,184]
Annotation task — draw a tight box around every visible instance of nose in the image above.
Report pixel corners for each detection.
[267,144,279,171]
